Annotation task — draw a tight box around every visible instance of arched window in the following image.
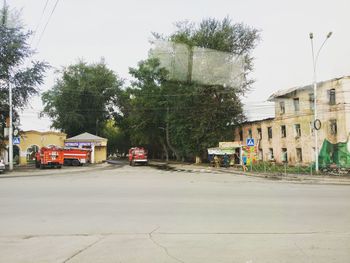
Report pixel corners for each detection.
[26,145,39,163]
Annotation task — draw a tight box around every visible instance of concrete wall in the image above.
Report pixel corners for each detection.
[234,77,350,165]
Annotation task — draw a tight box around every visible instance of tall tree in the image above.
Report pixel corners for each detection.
[119,17,260,161]
[41,60,123,137]
[0,3,48,149]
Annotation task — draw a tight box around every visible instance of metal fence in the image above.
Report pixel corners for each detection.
[244,161,350,176]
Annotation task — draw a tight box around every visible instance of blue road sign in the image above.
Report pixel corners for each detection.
[246,138,255,146]
[13,137,20,145]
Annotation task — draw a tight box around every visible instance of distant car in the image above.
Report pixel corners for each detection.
[0,160,5,173]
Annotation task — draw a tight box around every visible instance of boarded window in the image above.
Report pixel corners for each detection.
[329,119,337,135]
[248,129,252,138]
[257,128,262,140]
[281,125,286,138]
[296,148,303,162]
[279,101,285,114]
[293,98,300,112]
[309,93,314,110]
[328,89,336,105]
[294,124,301,138]
[268,148,274,160]
[282,148,288,163]
[268,127,273,139]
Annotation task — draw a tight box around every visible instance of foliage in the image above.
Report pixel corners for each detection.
[118,17,260,161]
[41,60,123,137]
[0,4,48,149]
[100,119,130,156]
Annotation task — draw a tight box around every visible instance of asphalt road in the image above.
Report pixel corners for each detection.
[0,163,349,263]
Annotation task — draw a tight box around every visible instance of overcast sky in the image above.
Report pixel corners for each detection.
[7,0,350,131]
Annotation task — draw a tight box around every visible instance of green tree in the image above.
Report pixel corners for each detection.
[41,60,123,137]
[115,58,170,159]
[0,3,48,149]
[120,17,260,161]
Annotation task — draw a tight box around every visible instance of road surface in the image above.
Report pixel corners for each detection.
[0,163,349,262]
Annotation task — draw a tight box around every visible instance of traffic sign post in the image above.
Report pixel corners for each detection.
[246,138,255,147]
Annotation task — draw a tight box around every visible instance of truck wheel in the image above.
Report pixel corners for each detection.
[64,159,72,166]
[72,160,80,166]
[40,164,44,169]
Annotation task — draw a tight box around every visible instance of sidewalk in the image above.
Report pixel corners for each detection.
[151,161,350,185]
[0,162,112,178]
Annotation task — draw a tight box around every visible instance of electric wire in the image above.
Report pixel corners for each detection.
[35,0,60,49]
[30,0,50,45]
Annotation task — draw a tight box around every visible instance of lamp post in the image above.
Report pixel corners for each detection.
[309,31,332,173]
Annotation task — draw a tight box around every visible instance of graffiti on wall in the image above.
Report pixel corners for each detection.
[319,139,350,168]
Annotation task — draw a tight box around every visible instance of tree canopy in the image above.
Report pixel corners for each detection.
[0,4,48,149]
[117,17,260,161]
[41,61,123,137]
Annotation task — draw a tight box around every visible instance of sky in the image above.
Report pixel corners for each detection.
[6,0,350,131]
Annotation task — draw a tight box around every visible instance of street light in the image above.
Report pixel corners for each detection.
[309,31,332,173]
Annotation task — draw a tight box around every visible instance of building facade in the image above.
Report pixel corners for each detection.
[64,132,108,163]
[1,130,67,165]
[234,76,350,166]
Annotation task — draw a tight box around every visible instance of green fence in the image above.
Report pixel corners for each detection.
[244,161,350,176]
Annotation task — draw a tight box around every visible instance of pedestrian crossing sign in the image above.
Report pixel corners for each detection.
[246,138,254,146]
[13,137,20,145]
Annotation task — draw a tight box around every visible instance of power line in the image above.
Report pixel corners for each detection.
[35,0,60,49]
[30,0,50,45]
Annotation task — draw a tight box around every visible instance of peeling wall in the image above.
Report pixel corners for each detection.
[234,77,350,166]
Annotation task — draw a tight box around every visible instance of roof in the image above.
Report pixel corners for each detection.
[65,132,107,142]
[267,75,348,101]
[21,130,66,136]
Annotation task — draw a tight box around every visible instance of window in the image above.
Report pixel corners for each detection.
[248,129,252,138]
[267,127,272,139]
[296,148,303,162]
[309,93,314,110]
[268,148,274,160]
[328,89,336,105]
[239,129,243,141]
[281,125,286,138]
[281,148,288,163]
[329,119,337,135]
[294,124,301,138]
[293,98,300,112]
[279,101,285,114]
[257,128,262,140]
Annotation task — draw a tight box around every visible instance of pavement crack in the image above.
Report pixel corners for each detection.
[62,236,104,263]
[148,227,186,263]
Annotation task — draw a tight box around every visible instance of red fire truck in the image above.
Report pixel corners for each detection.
[63,147,91,166]
[129,147,148,166]
[35,146,64,169]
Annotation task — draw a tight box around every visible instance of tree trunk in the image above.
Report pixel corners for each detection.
[166,107,180,161]
[161,141,169,162]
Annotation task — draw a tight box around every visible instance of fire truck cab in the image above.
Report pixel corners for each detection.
[35,147,64,169]
[129,147,148,166]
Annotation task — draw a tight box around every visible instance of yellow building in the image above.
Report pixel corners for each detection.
[64,132,107,163]
[4,130,67,165]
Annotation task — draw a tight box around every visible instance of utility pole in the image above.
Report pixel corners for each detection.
[309,32,332,173]
[8,80,13,171]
